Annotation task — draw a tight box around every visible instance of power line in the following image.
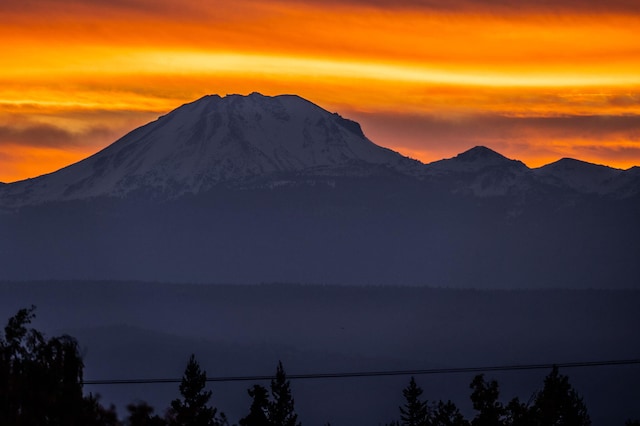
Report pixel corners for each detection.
[82,358,640,386]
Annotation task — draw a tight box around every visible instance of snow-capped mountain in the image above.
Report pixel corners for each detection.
[0,93,416,206]
[426,145,528,174]
[534,158,624,194]
[423,146,534,196]
[420,146,639,198]
[1,93,639,207]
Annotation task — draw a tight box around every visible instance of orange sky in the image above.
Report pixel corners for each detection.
[1,0,640,182]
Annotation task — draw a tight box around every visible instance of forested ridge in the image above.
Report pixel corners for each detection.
[2,307,638,426]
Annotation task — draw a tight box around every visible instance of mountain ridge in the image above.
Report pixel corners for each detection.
[534,157,625,194]
[0,93,638,207]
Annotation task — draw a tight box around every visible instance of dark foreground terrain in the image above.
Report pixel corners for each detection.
[1,281,638,425]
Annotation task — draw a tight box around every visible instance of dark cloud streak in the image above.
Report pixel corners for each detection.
[0,123,117,149]
[349,110,640,166]
[274,0,640,14]
[354,112,640,143]
[3,0,640,17]
[0,0,221,21]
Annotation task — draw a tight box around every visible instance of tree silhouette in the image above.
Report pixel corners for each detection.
[169,354,225,426]
[269,361,301,426]
[432,400,469,426]
[470,374,506,426]
[0,308,625,426]
[399,377,430,426]
[0,305,107,425]
[529,366,591,426]
[240,362,301,426]
[82,393,121,426]
[239,384,270,426]
[503,397,532,426]
[126,401,167,426]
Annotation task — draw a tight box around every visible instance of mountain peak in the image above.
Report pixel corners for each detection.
[540,157,617,172]
[534,156,623,194]
[426,145,526,174]
[457,145,506,161]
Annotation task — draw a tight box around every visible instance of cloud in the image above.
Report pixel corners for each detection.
[356,112,640,143]
[0,124,73,148]
[0,0,250,22]
[2,0,186,16]
[0,123,118,150]
[275,0,640,14]
[4,0,639,21]
[0,121,127,182]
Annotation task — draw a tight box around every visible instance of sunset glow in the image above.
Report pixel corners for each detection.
[2,0,640,182]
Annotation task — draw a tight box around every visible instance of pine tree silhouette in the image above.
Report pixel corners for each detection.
[169,354,225,426]
[530,366,591,426]
[269,361,301,426]
[399,377,430,426]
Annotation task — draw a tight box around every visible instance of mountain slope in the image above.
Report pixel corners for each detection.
[426,145,527,173]
[534,157,626,194]
[423,146,534,197]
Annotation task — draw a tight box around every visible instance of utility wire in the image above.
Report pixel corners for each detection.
[82,358,640,386]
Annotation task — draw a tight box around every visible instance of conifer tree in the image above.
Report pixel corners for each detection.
[169,354,225,426]
[269,361,301,426]
[529,366,591,426]
[399,377,430,426]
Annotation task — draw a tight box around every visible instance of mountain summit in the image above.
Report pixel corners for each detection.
[534,157,622,194]
[426,146,527,173]
[1,93,415,205]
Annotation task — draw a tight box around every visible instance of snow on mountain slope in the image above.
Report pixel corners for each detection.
[425,146,528,174]
[534,158,624,195]
[423,146,533,196]
[0,93,416,206]
[615,166,640,198]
